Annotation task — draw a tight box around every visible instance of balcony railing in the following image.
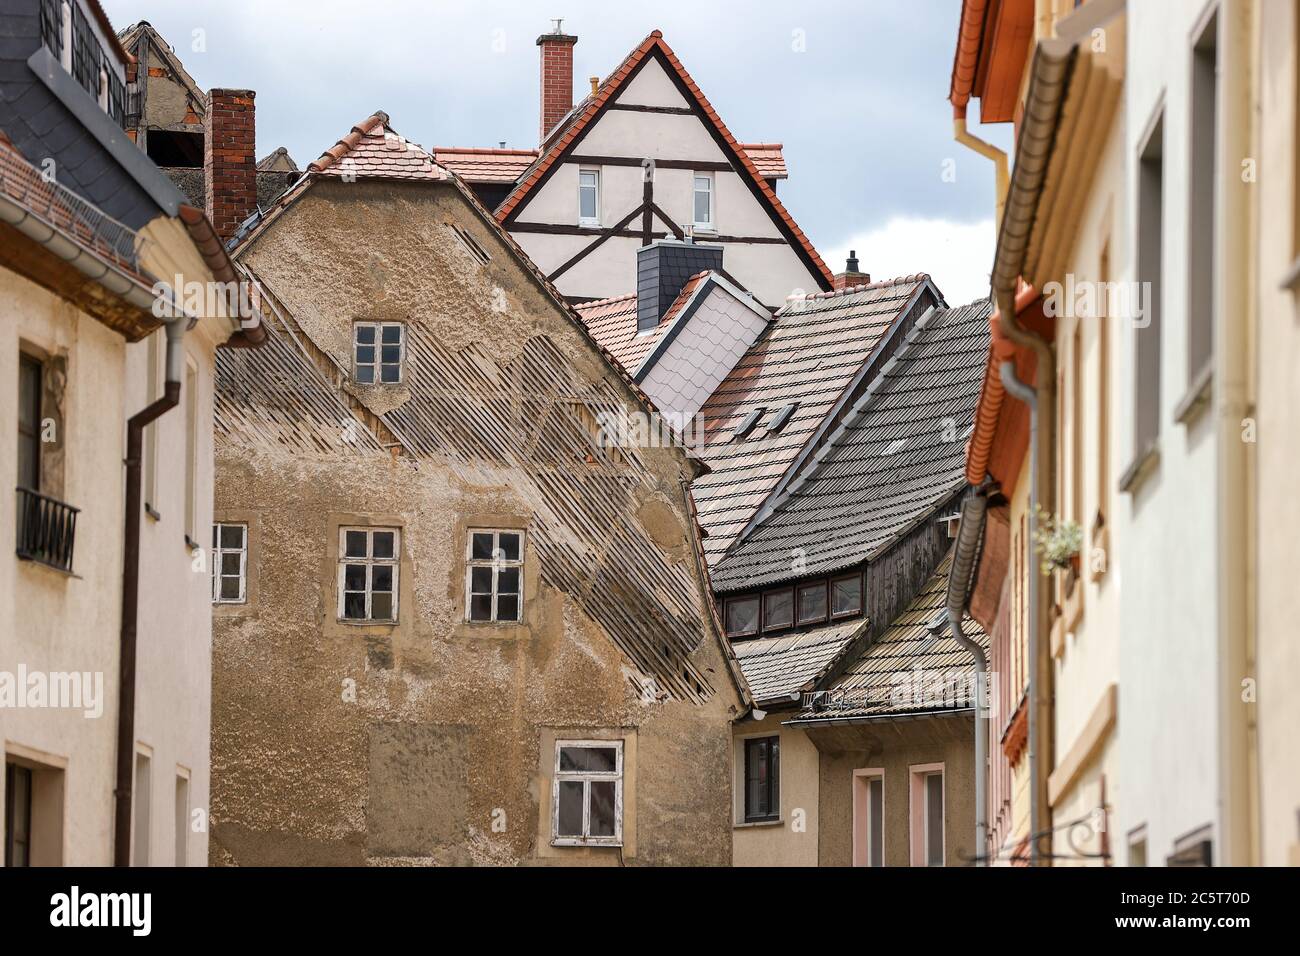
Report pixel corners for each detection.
[16,487,79,573]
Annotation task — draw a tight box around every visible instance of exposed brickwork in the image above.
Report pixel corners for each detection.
[205,88,257,244]
[536,32,577,143]
[832,271,872,290]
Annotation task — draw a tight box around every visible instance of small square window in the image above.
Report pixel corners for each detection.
[831,574,862,618]
[725,595,759,637]
[465,529,525,623]
[211,522,247,604]
[337,527,400,623]
[797,582,828,625]
[354,322,404,384]
[552,740,623,845]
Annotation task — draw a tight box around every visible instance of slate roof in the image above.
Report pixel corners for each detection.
[690,276,934,568]
[789,551,988,721]
[492,30,832,289]
[710,298,992,592]
[732,618,865,706]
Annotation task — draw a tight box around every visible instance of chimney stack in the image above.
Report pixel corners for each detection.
[204,88,257,244]
[636,239,723,332]
[537,21,578,143]
[832,249,871,290]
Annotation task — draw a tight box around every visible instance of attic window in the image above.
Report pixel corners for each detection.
[767,403,798,434]
[447,223,491,266]
[354,322,404,384]
[733,408,765,441]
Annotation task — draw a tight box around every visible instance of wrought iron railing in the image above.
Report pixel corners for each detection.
[16,487,79,573]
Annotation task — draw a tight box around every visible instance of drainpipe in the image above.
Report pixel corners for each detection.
[114,314,190,867]
[989,35,1074,868]
[950,0,1009,232]
[955,105,1009,233]
[945,491,990,864]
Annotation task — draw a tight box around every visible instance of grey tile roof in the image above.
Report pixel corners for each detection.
[691,277,932,569]
[732,618,865,706]
[710,298,993,592]
[790,550,988,721]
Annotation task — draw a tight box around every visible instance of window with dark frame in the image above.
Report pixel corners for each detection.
[4,762,32,867]
[17,354,42,492]
[354,322,405,384]
[211,523,248,604]
[338,527,399,622]
[552,740,622,845]
[1187,11,1218,384]
[743,736,779,823]
[797,581,828,625]
[724,594,759,637]
[830,573,863,618]
[1133,110,1164,463]
[762,588,793,631]
[466,530,523,623]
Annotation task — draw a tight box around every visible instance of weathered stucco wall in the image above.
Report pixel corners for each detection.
[210,178,739,865]
[811,715,976,867]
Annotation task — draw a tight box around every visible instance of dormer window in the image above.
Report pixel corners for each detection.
[733,407,764,440]
[41,0,127,127]
[578,168,601,226]
[693,173,714,230]
[354,322,404,384]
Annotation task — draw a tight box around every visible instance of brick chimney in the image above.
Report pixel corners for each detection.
[832,250,871,290]
[537,21,578,143]
[204,88,257,244]
[636,239,723,332]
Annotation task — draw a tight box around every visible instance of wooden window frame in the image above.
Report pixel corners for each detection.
[742,735,780,823]
[465,529,524,623]
[337,526,400,623]
[830,572,864,620]
[17,352,42,493]
[4,761,33,867]
[211,522,248,604]
[353,321,405,385]
[724,594,760,638]
[797,580,829,626]
[551,739,623,847]
[761,587,794,633]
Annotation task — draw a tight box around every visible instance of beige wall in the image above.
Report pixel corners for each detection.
[1254,0,1300,867]
[210,179,740,866]
[731,712,820,866]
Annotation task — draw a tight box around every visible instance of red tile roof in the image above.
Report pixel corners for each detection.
[432,147,539,183]
[574,271,711,376]
[494,31,832,290]
[436,144,788,185]
[308,112,449,181]
[740,143,788,180]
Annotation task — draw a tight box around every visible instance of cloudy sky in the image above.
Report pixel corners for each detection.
[102,0,1010,304]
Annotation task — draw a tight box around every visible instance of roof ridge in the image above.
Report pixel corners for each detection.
[433,147,540,156]
[575,291,638,310]
[802,273,930,302]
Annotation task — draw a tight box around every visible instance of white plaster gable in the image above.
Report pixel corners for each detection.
[615,57,690,109]
[639,280,771,424]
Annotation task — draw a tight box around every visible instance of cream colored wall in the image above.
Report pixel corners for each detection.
[122,323,222,866]
[1047,97,1125,866]
[1254,0,1300,867]
[0,267,127,866]
[509,57,822,305]
[732,713,820,866]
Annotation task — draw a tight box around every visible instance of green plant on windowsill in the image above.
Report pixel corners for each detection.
[1032,505,1083,576]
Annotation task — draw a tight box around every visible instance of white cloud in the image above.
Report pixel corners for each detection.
[826,216,995,307]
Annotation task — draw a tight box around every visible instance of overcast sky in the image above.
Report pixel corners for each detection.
[102,0,1010,304]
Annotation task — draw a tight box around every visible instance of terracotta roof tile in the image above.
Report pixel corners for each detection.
[308,112,449,181]
[740,143,788,180]
[433,147,539,183]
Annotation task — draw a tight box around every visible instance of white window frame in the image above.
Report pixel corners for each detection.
[578,168,601,226]
[337,527,400,623]
[909,762,945,867]
[353,321,405,385]
[551,739,623,847]
[211,522,248,604]
[465,528,524,623]
[852,768,885,867]
[692,171,715,230]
